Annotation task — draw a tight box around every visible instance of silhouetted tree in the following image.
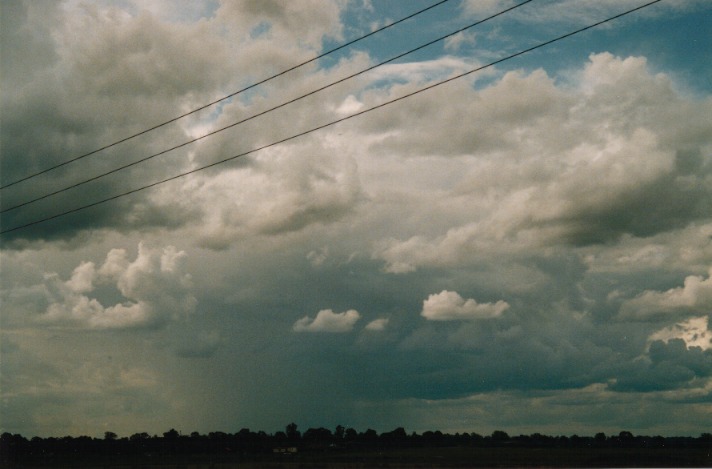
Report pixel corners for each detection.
[422,430,445,447]
[360,428,378,444]
[616,430,634,447]
[303,427,333,448]
[380,427,408,448]
[334,424,345,441]
[285,422,300,443]
[130,432,150,442]
[344,427,358,441]
[4,426,712,467]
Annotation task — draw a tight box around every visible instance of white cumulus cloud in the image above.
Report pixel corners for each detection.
[421,290,509,321]
[41,242,196,330]
[293,309,361,333]
[620,268,712,319]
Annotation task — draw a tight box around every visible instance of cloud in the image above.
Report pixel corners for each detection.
[193,142,364,250]
[461,0,515,17]
[0,328,171,437]
[444,31,477,52]
[293,309,360,333]
[41,242,195,329]
[373,53,712,274]
[307,247,330,267]
[0,0,220,243]
[0,0,351,246]
[620,268,712,319]
[365,318,389,331]
[369,56,479,86]
[64,261,97,294]
[174,330,223,358]
[648,317,712,351]
[609,338,712,392]
[335,95,364,116]
[421,290,509,321]
[121,0,219,24]
[216,0,344,52]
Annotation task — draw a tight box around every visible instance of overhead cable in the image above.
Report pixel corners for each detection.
[1,0,534,215]
[0,0,663,236]
[0,0,453,190]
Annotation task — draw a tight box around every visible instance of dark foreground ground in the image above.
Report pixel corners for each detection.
[10,446,712,468]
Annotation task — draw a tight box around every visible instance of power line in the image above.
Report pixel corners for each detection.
[1,0,534,215]
[0,0,453,191]
[0,0,663,237]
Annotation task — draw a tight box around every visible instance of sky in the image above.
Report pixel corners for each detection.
[1,0,712,438]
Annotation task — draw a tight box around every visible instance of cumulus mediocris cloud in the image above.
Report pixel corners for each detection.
[293,309,360,332]
[620,268,712,319]
[421,290,509,321]
[41,242,196,329]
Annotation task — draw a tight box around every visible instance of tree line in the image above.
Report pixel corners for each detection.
[2,425,711,466]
